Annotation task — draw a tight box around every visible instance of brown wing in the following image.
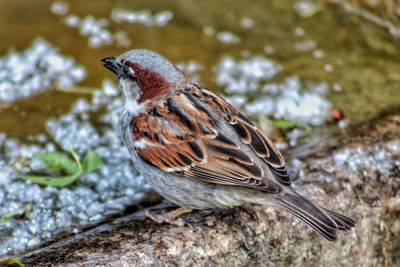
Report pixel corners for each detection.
[130,87,282,193]
[191,85,292,186]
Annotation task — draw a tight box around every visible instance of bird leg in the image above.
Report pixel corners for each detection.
[145,207,193,227]
[238,203,259,220]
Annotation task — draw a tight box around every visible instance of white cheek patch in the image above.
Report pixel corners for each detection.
[119,78,143,116]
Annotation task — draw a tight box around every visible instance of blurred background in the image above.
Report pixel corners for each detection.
[0,0,399,262]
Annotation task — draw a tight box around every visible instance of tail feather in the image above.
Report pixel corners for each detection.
[276,192,355,242]
[321,207,356,232]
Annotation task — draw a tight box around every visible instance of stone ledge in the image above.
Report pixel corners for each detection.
[19,114,400,266]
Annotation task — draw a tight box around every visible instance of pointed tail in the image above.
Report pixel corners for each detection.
[275,192,356,241]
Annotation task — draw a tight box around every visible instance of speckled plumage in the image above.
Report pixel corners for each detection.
[102,49,355,241]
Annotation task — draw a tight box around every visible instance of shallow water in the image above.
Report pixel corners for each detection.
[1,0,399,139]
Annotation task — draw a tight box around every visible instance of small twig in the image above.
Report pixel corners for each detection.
[55,86,98,94]
[330,0,400,37]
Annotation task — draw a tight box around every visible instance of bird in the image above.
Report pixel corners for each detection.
[101,49,355,241]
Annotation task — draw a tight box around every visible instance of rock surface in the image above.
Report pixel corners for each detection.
[18,114,400,266]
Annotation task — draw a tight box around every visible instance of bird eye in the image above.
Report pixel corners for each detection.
[122,64,135,78]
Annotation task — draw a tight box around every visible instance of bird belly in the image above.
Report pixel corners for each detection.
[134,156,249,209]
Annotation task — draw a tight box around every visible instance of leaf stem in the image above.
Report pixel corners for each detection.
[69,149,83,174]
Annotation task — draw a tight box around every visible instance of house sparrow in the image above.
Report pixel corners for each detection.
[101,50,355,241]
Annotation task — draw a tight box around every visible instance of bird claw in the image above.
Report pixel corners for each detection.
[238,204,259,220]
[145,207,193,227]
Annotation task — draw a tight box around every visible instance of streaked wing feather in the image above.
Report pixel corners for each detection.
[131,88,283,193]
[195,87,292,186]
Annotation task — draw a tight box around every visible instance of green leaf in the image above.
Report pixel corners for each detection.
[20,172,81,188]
[35,152,78,175]
[82,150,103,173]
[272,119,297,131]
[0,257,26,267]
[21,150,83,188]
[0,213,12,223]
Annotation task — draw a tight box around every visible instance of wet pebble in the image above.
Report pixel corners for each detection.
[0,39,86,103]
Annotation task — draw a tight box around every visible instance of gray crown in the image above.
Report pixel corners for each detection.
[117,49,184,84]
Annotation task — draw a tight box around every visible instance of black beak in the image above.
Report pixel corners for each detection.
[101,57,120,75]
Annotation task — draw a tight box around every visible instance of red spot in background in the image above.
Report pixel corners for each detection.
[330,108,344,121]
[274,136,285,143]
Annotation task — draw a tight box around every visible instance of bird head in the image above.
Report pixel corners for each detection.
[101,49,185,103]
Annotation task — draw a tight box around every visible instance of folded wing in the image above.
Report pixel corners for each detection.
[130,85,290,194]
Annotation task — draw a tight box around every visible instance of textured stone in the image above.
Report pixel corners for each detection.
[16,114,400,267]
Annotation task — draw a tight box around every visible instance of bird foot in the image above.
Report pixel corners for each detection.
[238,204,259,220]
[145,207,193,227]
